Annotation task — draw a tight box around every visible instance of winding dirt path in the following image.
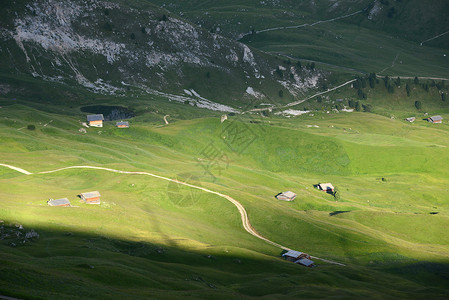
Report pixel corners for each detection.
[248,78,356,112]
[420,30,449,46]
[0,163,32,175]
[248,72,449,113]
[1,163,345,266]
[238,9,364,40]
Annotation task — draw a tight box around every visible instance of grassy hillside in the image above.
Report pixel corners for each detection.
[1,1,449,298]
[151,0,449,77]
[0,0,333,108]
[151,0,449,48]
[1,95,449,298]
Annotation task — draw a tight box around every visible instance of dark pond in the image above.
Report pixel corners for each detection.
[80,105,135,121]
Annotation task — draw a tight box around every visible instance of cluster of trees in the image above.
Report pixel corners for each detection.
[347,72,448,113]
[347,99,371,112]
[382,76,397,94]
[412,77,446,94]
[353,77,367,100]
[353,73,381,100]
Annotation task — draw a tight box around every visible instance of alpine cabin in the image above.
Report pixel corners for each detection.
[282,250,315,267]
[427,115,443,123]
[318,183,334,193]
[80,191,101,204]
[275,191,296,201]
[87,114,104,127]
[47,198,71,207]
[116,121,129,128]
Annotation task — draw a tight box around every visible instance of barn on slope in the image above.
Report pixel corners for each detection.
[80,191,101,204]
[47,198,71,207]
[87,114,104,127]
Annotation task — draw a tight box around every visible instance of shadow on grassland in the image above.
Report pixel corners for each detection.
[0,221,449,299]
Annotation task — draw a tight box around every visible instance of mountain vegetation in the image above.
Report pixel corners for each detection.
[0,0,449,299]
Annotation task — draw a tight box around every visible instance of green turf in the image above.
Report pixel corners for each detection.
[1,96,449,298]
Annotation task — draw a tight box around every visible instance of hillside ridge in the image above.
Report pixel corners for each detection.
[0,0,328,109]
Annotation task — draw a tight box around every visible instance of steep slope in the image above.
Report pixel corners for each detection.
[0,0,329,110]
[150,0,449,78]
[152,0,449,48]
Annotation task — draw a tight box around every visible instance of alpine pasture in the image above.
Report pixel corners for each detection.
[1,96,449,298]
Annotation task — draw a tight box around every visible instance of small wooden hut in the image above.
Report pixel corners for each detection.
[116,121,129,128]
[427,115,443,123]
[318,183,334,193]
[80,191,101,204]
[47,198,71,207]
[275,191,296,201]
[87,114,104,127]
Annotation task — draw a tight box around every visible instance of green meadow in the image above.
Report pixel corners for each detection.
[1,94,449,298]
[1,0,448,298]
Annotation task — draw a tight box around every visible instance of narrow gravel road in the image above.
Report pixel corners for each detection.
[1,163,345,266]
[0,163,32,175]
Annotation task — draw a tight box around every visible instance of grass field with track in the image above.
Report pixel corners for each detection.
[1,94,449,298]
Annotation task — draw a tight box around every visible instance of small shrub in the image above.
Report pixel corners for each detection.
[362,104,372,112]
[361,77,367,88]
[368,73,376,88]
[357,89,366,99]
[348,99,356,108]
[415,100,422,110]
[383,76,389,88]
[262,110,271,117]
[333,186,340,200]
[27,124,36,131]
